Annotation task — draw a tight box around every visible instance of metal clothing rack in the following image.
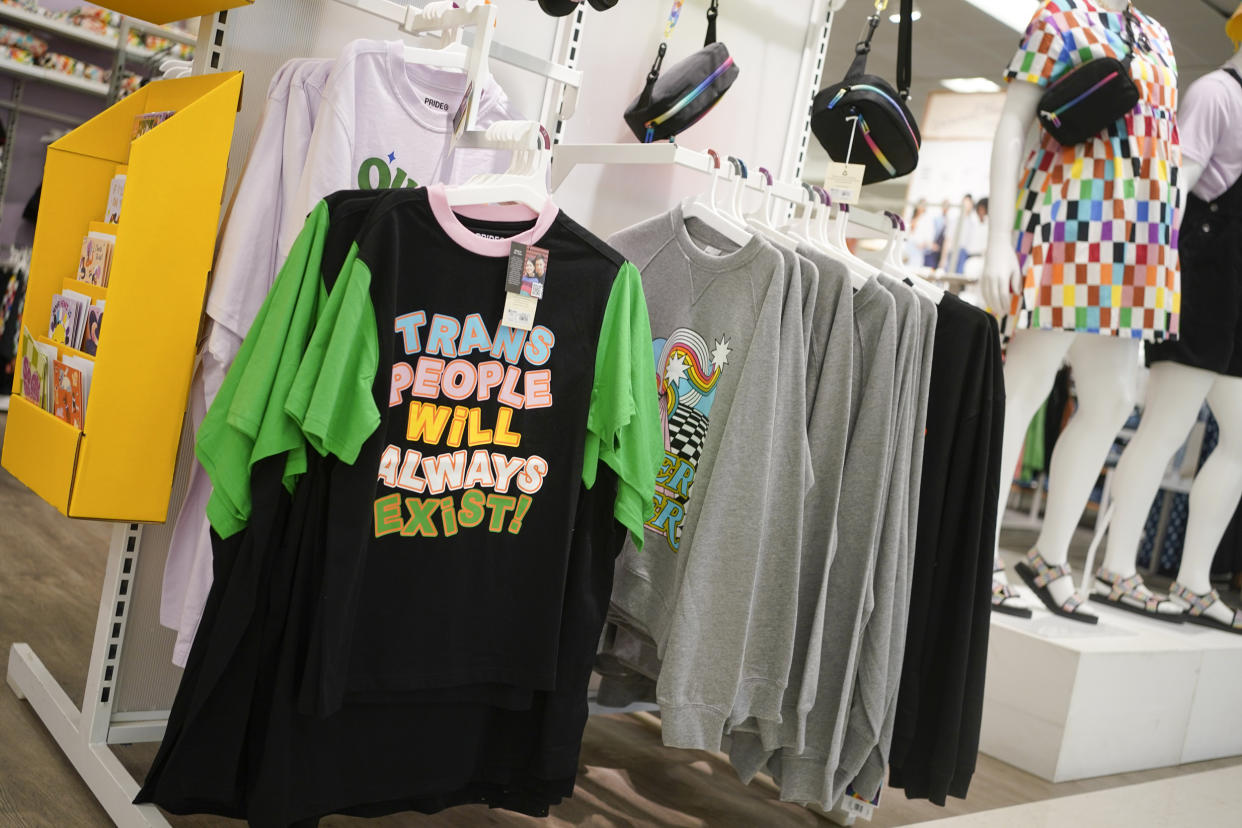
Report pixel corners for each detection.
[556,4,890,824]
[3,20,229,825]
[6,1,892,825]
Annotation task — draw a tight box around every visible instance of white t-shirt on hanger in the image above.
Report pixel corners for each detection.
[162,58,332,666]
[285,39,519,257]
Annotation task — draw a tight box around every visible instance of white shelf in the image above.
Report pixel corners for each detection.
[0,3,194,60]
[0,55,108,96]
[551,142,820,207]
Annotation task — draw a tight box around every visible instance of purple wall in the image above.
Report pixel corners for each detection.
[0,1,143,246]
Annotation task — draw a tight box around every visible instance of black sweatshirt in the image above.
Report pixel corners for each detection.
[888,293,1005,804]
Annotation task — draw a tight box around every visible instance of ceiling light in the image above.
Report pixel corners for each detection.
[940,76,1002,94]
[889,9,922,22]
[959,0,1040,32]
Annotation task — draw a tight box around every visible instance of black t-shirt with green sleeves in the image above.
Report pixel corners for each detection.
[285,186,660,702]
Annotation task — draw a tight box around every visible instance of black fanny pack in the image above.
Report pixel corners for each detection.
[1036,4,1146,146]
[624,0,739,143]
[810,0,920,186]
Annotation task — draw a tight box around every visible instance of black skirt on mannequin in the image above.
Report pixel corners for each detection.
[1147,175,1242,377]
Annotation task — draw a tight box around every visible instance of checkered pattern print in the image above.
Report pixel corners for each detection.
[1004,0,1182,343]
[666,404,710,466]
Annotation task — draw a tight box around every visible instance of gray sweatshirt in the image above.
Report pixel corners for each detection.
[605,209,810,751]
[656,233,812,749]
[831,275,923,800]
[727,246,856,777]
[720,242,819,735]
[606,208,787,649]
[770,276,899,808]
[848,285,938,801]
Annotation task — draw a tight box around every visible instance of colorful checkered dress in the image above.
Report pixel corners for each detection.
[1004,0,1182,342]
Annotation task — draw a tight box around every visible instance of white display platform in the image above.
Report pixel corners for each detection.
[979,586,1242,782]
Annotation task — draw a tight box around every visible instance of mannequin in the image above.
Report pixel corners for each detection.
[984,0,1183,621]
[1100,37,1242,633]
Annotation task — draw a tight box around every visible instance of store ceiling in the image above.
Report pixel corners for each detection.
[805,0,1239,205]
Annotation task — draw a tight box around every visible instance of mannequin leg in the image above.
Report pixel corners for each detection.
[1025,333,1138,610]
[1102,363,1215,576]
[989,329,1076,615]
[1173,377,1242,628]
[993,329,1077,548]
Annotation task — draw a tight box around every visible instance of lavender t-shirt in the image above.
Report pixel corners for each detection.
[1179,67,1242,202]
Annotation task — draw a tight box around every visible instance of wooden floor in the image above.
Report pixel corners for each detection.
[2,410,1239,827]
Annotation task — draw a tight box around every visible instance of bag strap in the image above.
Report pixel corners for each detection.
[1225,66,1242,91]
[636,0,718,109]
[897,0,913,99]
[1120,4,1150,66]
[845,5,882,81]
[846,0,914,100]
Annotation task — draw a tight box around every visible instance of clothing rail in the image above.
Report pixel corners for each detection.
[552,142,811,203]
[550,141,898,239]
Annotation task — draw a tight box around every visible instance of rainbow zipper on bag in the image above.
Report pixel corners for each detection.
[857,115,896,176]
[827,83,920,147]
[1039,70,1122,127]
[643,55,736,142]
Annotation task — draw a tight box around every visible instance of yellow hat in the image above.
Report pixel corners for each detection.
[1230,3,1242,47]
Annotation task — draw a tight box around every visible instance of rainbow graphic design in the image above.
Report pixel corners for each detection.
[646,328,730,551]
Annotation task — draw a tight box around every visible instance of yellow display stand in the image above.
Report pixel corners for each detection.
[102,1,253,25]
[2,71,243,522]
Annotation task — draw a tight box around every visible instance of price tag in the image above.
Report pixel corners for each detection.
[502,294,539,331]
[451,79,474,149]
[502,242,550,331]
[840,798,874,821]
[825,162,866,205]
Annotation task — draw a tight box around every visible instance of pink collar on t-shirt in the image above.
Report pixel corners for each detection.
[426,183,559,257]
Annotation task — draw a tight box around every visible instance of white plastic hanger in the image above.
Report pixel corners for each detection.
[726,155,750,227]
[444,120,551,212]
[883,211,945,300]
[743,166,802,249]
[680,149,752,247]
[783,183,820,246]
[397,0,484,71]
[882,211,906,270]
[811,189,871,288]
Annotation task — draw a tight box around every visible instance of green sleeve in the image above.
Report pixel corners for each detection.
[583,261,663,551]
[199,200,331,538]
[285,255,380,464]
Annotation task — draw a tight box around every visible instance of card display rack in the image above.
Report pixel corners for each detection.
[1,71,243,523]
[99,0,253,26]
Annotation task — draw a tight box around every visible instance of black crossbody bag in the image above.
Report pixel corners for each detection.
[624,0,739,143]
[810,0,920,186]
[1036,3,1147,146]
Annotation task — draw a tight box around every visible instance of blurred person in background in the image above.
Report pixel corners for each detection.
[905,199,934,266]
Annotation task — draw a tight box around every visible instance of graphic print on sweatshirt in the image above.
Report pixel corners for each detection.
[374,311,554,539]
[648,327,730,551]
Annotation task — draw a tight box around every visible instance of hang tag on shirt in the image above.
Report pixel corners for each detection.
[825,162,866,205]
[451,80,474,149]
[841,797,875,820]
[502,242,550,331]
[841,784,879,820]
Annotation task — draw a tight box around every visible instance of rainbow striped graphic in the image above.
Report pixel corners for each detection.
[666,343,721,393]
